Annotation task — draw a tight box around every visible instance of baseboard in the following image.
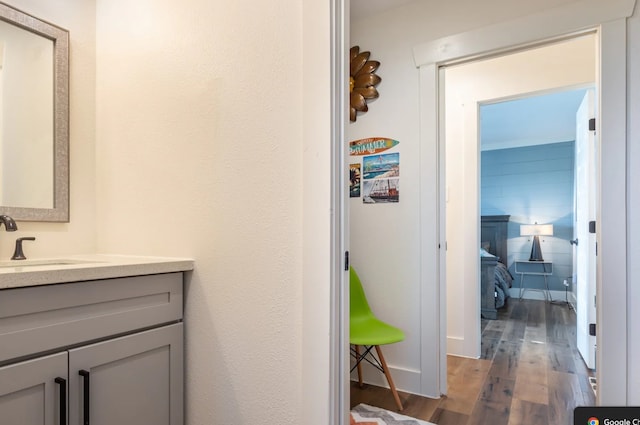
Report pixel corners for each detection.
[446,336,465,357]
[350,358,423,396]
[508,288,571,303]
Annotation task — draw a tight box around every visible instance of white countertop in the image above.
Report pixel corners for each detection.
[0,254,194,289]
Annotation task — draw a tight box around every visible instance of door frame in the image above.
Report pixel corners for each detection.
[574,88,598,370]
[415,0,635,403]
[330,0,350,424]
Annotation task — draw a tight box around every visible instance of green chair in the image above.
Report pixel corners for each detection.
[350,267,405,411]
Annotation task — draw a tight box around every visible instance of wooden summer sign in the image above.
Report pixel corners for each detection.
[349,137,399,156]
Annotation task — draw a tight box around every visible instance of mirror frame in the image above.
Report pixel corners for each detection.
[0,2,69,222]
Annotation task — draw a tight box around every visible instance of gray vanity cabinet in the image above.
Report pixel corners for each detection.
[68,323,183,425]
[0,352,68,425]
[0,272,185,425]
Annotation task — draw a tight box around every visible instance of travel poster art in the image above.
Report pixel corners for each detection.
[350,163,361,197]
[362,178,399,204]
[362,152,399,180]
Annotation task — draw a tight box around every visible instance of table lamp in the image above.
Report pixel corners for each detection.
[520,223,553,261]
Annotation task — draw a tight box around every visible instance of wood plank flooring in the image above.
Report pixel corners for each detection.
[350,299,595,425]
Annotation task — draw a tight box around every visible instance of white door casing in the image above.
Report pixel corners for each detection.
[575,89,597,370]
[415,0,634,402]
[443,36,596,362]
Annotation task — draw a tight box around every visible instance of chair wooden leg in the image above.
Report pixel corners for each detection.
[354,345,364,387]
[375,345,403,411]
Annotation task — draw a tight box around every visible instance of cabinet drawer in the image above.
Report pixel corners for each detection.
[0,273,183,364]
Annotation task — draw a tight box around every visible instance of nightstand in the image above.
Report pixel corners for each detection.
[515,260,553,301]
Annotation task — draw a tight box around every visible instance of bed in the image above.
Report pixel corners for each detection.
[480,215,512,319]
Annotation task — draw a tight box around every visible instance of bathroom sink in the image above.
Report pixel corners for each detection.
[0,254,194,289]
[0,259,101,268]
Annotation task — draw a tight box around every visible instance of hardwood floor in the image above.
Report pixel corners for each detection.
[350,299,595,425]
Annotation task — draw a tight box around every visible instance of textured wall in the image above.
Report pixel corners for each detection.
[481,141,575,291]
[95,1,307,423]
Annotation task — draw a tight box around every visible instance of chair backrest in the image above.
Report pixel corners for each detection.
[350,267,373,319]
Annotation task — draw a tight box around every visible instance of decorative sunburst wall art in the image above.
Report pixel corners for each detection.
[350,46,381,122]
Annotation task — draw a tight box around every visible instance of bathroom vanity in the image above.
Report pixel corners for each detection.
[0,255,193,425]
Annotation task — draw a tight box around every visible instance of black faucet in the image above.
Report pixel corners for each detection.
[12,237,35,260]
[0,215,17,232]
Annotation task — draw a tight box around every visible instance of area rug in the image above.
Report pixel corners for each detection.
[350,404,436,425]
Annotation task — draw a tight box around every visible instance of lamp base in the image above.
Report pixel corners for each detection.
[529,235,544,261]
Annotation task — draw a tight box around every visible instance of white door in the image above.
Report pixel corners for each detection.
[574,89,597,370]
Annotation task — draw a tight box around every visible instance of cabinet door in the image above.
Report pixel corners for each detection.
[0,352,68,425]
[68,323,183,425]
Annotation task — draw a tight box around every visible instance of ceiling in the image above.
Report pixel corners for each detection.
[480,88,589,151]
[350,0,415,20]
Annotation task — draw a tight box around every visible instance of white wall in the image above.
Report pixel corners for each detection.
[0,0,96,258]
[351,0,640,400]
[94,1,333,424]
[626,7,640,405]
[444,35,595,358]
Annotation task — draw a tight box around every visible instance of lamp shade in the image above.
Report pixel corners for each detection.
[520,223,553,236]
[520,223,553,261]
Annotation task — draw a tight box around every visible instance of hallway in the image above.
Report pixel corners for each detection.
[350,299,595,424]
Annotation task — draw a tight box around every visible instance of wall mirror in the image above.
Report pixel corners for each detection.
[0,2,69,222]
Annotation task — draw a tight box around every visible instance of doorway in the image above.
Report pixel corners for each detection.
[443,34,596,361]
[414,5,630,403]
[340,1,633,420]
[478,87,598,370]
